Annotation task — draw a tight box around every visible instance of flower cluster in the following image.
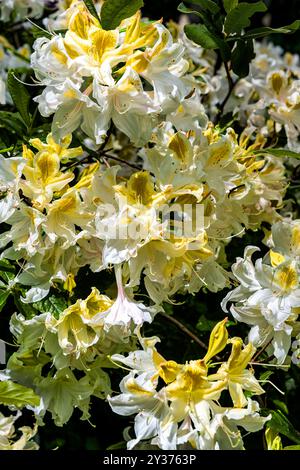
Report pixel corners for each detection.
[109,320,269,450]
[32,2,189,145]
[222,219,300,364]
[191,39,300,152]
[0,124,286,306]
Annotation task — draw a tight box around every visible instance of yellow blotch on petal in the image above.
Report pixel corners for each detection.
[68,4,96,39]
[124,11,141,44]
[166,359,225,403]
[51,44,68,65]
[127,171,155,206]
[85,287,113,318]
[35,151,60,183]
[159,360,182,384]
[126,378,153,396]
[270,72,284,95]
[292,226,300,251]
[275,264,298,292]
[89,29,118,63]
[63,273,76,294]
[206,139,232,167]
[270,250,285,267]
[168,132,193,167]
[124,51,149,74]
[52,194,77,213]
[75,162,100,190]
[22,144,34,164]
[149,29,169,58]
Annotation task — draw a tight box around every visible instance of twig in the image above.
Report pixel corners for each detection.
[214,62,238,124]
[252,339,273,362]
[103,153,141,171]
[159,311,208,352]
[98,123,114,153]
[224,61,234,88]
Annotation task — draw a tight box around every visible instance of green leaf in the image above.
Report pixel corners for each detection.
[0,260,16,274]
[33,295,68,320]
[254,148,300,159]
[0,111,27,136]
[184,24,231,60]
[29,22,52,40]
[284,445,300,450]
[259,370,273,382]
[231,38,254,77]
[184,24,219,48]
[83,0,101,24]
[0,380,40,407]
[185,0,220,14]
[196,314,217,332]
[0,290,10,313]
[178,3,204,18]
[0,146,14,154]
[7,71,31,127]
[224,1,267,34]
[0,269,14,283]
[13,292,39,319]
[273,399,289,416]
[267,410,300,445]
[237,20,300,40]
[101,0,144,30]
[223,0,238,12]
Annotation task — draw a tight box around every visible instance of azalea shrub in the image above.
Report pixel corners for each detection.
[0,0,300,451]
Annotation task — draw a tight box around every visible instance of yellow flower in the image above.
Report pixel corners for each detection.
[46,287,113,357]
[203,318,228,363]
[19,133,82,210]
[210,338,264,408]
[63,273,76,295]
[265,428,283,450]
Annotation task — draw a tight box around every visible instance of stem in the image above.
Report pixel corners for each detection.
[0,146,14,154]
[224,61,234,88]
[214,61,238,124]
[103,153,141,171]
[159,311,208,352]
[252,339,273,362]
[114,265,125,301]
[98,123,114,153]
[63,148,141,172]
[27,106,38,138]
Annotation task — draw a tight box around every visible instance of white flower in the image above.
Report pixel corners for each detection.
[109,322,269,450]
[0,410,38,450]
[32,6,189,145]
[90,266,155,339]
[222,240,300,363]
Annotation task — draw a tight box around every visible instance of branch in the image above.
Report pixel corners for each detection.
[159,311,208,352]
[103,153,141,171]
[214,62,238,124]
[98,123,114,153]
[252,339,273,362]
[63,148,141,172]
